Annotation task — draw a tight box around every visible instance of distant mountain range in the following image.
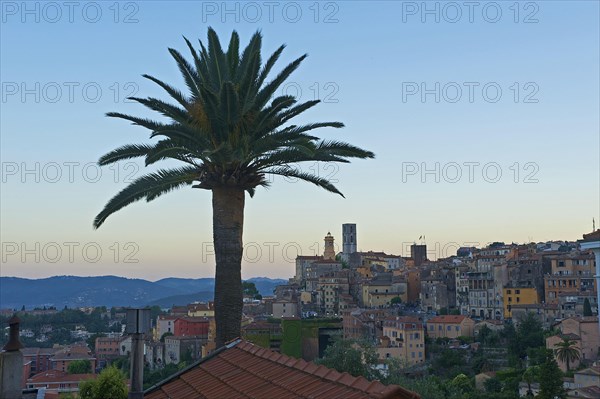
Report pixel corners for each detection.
[0,276,287,309]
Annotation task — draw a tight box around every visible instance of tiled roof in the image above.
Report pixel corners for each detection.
[553,333,581,341]
[49,351,95,361]
[582,229,600,242]
[576,366,600,376]
[568,385,600,398]
[427,315,469,324]
[27,370,96,384]
[145,340,420,399]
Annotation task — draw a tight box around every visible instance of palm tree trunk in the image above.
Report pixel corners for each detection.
[212,187,245,347]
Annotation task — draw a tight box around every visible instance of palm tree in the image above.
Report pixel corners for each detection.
[93,29,374,346]
[522,365,540,396]
[553,336,580,371]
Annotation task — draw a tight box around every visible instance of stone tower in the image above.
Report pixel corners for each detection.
[342,223,357,255]
[324,232,336,260]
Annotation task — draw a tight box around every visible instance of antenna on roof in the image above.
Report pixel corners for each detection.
[594,218,596,231]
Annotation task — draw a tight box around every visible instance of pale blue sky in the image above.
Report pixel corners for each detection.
[1,1,598,280]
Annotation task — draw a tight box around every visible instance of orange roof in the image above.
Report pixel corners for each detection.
[427,315,470,324]
[582,229,600,241]
[27,370,96,384]
[145,339,420,399]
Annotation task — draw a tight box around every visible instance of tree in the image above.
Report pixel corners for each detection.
[390,296,402,305]
[484,376,502,394]
[93,29,374,347]
[160,332,174,343]
[79,366,128,399]
[383,374,462,399]
[450,373,473,394]
[242,281,259,298]
[538,350,566,399]
[522,365,540,397]
[316,337,381,380]
[583,298,593,316]
[67,359,92,374]
[553,336,580,372]
[87,333,104,351]
[509,312,544,366]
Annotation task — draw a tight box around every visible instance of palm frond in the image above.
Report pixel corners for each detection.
[257,44,285,88]
[168,48,202,99]
[264,167,343,197]
[316,140,375,159]
[142,74,189,108]
[98,144,154,166]
[93,167,198,228]
[226,31,240,76]
[254,54,307,110]
[128,97,190,124]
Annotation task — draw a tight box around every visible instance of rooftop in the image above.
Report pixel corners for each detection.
[27,370,96,384]
[145,339,420,399]
[582,229,600,242]
[428,315,470,324]
[575,366,600,376]
[567,385,600,398]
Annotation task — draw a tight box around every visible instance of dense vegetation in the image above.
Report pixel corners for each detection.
[317,313,573,399]
[0,306,164,348]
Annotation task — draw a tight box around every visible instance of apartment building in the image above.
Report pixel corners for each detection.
[378,317,425,366]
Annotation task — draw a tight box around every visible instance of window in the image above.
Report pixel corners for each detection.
[515,290,520,294]
[447,326,451,331]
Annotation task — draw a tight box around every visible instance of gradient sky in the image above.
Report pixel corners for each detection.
[1,1,599,281]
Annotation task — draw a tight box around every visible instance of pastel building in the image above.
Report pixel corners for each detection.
[426,315,475,339]
[378,317,425,366]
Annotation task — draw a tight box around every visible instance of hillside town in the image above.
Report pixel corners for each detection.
[2,226,599,398]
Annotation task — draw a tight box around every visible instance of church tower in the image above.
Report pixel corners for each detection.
[342,223,357,255]
[324,232,336,260]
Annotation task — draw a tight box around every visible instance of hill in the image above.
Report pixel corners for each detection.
[0,275,287,309]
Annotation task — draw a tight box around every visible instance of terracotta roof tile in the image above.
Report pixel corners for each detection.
[301,362,319,374]
[350,377,373,391]
[427,315,469,324]
[145,339,420,399]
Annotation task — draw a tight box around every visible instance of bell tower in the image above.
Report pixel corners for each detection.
[324,232,336,260]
